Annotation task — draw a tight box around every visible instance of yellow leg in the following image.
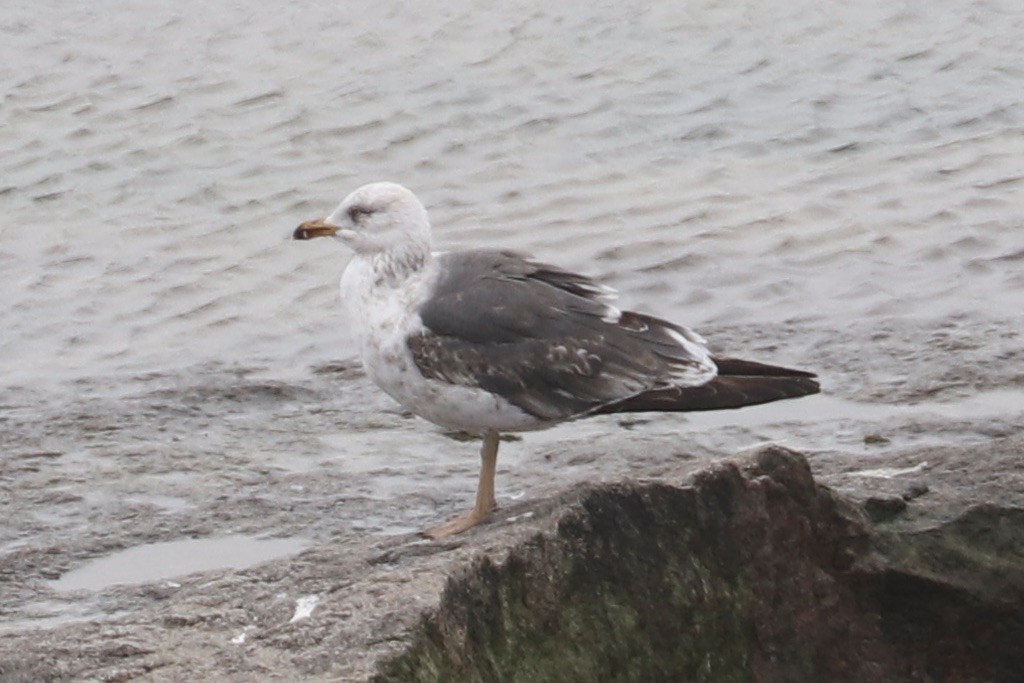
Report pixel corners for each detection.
[424,430,500,539]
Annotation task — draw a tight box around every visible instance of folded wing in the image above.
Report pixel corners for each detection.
[409,249,719,422]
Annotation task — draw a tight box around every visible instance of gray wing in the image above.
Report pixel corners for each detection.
[408,249,716,422]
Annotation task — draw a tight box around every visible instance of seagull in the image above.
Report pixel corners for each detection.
[293,182,819,538]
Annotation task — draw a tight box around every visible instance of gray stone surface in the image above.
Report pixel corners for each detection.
[2,438,1022,682]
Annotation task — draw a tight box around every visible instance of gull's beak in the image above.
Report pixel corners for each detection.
[293,218,339,240]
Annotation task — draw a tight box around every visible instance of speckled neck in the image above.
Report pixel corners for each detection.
[370,242,431,287]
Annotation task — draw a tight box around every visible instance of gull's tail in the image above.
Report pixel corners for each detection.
[593,356,820,415]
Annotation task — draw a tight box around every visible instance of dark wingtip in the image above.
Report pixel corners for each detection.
[593,374,821,415]
[292,224,311,240]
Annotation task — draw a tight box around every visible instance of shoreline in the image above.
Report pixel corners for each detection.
[2,435,1022,680]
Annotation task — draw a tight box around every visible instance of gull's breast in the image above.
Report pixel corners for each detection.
[340,256,546,433]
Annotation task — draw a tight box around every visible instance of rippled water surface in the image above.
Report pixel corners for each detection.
[1,3,1023,623]
[3,0,1021,392]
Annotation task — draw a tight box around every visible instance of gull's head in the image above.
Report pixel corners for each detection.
[293,182,431,255]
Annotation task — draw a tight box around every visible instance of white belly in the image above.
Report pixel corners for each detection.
[340,257,546,433]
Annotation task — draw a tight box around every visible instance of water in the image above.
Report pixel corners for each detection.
[1,0,1023,632]
[48,535,311,592]
[0,535,309,633]
[1,0,1021,392]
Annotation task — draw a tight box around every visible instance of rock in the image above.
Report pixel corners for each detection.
[374,445,1023,683]
[901,484,929,502]
[864,494,908,523]
[1,443,1022,682]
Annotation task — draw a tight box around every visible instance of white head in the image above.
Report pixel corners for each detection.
[293,182,432,256]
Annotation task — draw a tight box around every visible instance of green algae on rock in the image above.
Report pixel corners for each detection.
[375,446,1023,683]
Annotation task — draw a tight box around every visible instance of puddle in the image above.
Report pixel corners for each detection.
[0,600,122,635]
[849,462,929,479]
[682,389,1024,429]
[49,534,311,593]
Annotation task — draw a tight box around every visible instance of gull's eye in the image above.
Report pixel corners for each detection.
[348,205,375,223]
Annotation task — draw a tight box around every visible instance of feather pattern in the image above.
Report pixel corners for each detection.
[409,249,717,421]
